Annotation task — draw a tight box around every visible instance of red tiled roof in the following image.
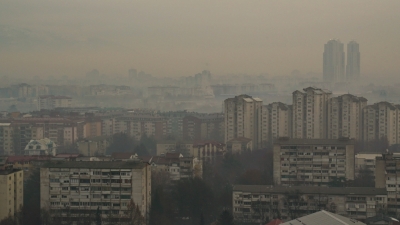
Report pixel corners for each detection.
[55,154,82,158]
[6,155,52,163]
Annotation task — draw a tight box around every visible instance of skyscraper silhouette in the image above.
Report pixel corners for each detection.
[323,39,345,83]
[346,41,360,80]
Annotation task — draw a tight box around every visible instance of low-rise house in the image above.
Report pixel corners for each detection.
[24,138,57,156]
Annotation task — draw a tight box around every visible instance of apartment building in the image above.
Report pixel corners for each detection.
[273,138,355,186]
[147,153,202,180]
[82,118,102,139]
[77,137,109,157]
[40,161,151,223]
[327,94,367,140]
[266,102,292,142]
[0,123,14,155]
[38,95,72,110]
[224,95,263,150]
[156,141,193,156]
[292,87,332,139]
[375,153,400,218]
[7,118,78,148]
[117,115,167,141]
[363,102,398,146]
[355,153,380,178]
[182,113,224,142]
[0,158,23,221]
[233,185,387,223]
[192,141,225,163]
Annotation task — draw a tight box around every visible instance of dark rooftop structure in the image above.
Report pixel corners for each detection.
[42,161,146,169]
[233,185,387,196]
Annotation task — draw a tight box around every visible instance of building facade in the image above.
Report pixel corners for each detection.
[233,185,387,223]
[0,159,23,221]
[375,153,400,218]
[183,113,224,142]
[327,94,367,140]
[323,39,345,82]
[273,138,355,186]
[40,161,151,223]
[224,95,263,150]
[38,95,72,110]
[346,41,360,81]
[292,87,332,139]
[24,138,57,156]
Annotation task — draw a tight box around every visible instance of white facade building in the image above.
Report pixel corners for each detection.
[24,138,57,156]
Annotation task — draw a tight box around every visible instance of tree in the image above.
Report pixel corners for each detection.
[283,189,305,219]
[236,169,268,185]
[96,206,102,225]
[134,143,149,156]
[127,199,145,225]
[200,213,205,225]
[216,210,234,225]
[351,167,375,187]
[328,177,347,187]
[106,133,136,154]
[140,134,157,155]
[149,186,174,225]
[23,168,41,225]
[172,177,215,223]
[251,199,270,224]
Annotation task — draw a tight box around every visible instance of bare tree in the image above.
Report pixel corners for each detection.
[127,199,145,225]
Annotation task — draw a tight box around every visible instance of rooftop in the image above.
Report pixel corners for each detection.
[274,138,355,145]
[42,161,146,169]
[0,168,22,175]
[281,210,365,225]
[233,185,387,196]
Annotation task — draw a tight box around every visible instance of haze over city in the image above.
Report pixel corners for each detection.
[3,1,400,225]
[1,0,400,78]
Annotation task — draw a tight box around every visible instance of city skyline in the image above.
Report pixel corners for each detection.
[1,1,400,78]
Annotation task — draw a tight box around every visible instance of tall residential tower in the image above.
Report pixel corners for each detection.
[224,95,263,150]
[346,41,360,80]
[323,39,345,82]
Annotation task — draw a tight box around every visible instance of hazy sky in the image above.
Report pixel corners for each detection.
[1,0,399,78]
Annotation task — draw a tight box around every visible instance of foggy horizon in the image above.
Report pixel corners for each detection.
[1,0,400,79]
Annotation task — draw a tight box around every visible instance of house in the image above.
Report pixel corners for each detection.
[24,138,57,156]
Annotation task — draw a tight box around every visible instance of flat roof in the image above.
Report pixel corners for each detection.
[0,169,22,175]
[42,161,146,169]
[233,185,387,196]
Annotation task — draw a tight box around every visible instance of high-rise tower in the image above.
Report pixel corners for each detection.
[224,95,263,150]
[346,41,360,80]
[323,39,345,82]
